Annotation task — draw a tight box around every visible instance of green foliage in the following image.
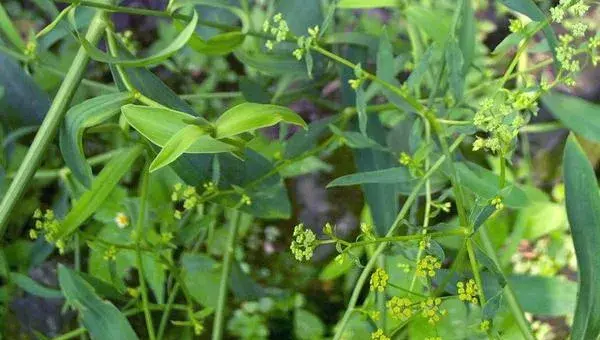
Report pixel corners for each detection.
[1,0,599,339]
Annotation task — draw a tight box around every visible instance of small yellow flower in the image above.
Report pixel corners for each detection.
[114,212,129,228]
[416,255,441,278]
[508,19,523,33]
[29,229,38,240]
[240,194,252,206]
[127,287,139,298]
[457,279,479,304]
[103,246,118,261]
[480,320,490,332]
[387,296,413,320]
[420,297,447,324]
[369,268,389,292]
[491,196,504,210]
[371,329,390,340]
[399,152,412,166]
[348,78,362,90]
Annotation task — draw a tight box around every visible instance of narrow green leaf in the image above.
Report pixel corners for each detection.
[58,265,139,340]
[0,4,26,51]
[338,0,399,8]
[214,102,306,139]
[234,50,307,76]
[376,29,412,112]
[563,135,600,338]
[149,125,237,172]
[11,272,63,299]
[457,0,475,74]
[121,104,197,147]
[59,92,134,187]
[81,11,198,67]
[356,87,367,135]
[56,145,143,239]
[445,39,464,101]
[405,6,451,43]
[543,92,600,143]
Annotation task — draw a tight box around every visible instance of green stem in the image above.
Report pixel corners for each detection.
[51,327,87,340]
[134,161,157,340]
[332,136,465,340]
[0,3,113,238]
[212,210,241,340]
[157,282,180,340]
[466,239,486,305]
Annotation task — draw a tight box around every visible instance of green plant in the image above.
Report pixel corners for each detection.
[1,0,600,339]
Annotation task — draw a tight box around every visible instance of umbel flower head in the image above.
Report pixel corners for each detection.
[457,279,479,304]
[387,296,413,320]
[31,209,66,254]
[290,224,317,261]
[371,329,390,340]
[420,297,447,324]
[416,255,442,278]
[369,268,389,292]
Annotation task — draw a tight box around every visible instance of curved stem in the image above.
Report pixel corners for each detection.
[332,136,465,340]
[212,210,241,340]
[0,1,113,238]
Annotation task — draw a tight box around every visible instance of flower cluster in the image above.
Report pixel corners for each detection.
[416,255,441,278]
[359,222,375,240]
[508,19,524,33]
[31,209,66,254]
[371,329,390,340]
[348,63,367,90]
[387,296,413,320]
[240,194,252,206]
[419,236,431,250]
[263,13,289,50]
[472,90,532,153]
[457,279,479,304]
[293,26,319,60]
[290,224,317,261]
[550,0,589,24]
[491,196,504,210]
[172,183,200,219]
[479,320,491,332]
[369,268,389,292]
[103,245,118,261]
[420,297,447,324]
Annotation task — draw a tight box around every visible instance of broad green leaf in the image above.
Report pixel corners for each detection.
[338,0,399,8]
[0,53,49,126]
[121,104,197,146]
[405,6,451,43]
[0,4,26,50]
[543,92,600,143]
[11,272,63,299]
[294,309,325,340]
[81,11,198,67]
[59,92,134,187]
[214,103,306,139]
[563,135,600,337]
[56,145,144,239]
[234,50,307,76]
[149,125,237,172]
[509,275,577,317]
[181,253,221,308]
[58,265,139,340]
[497,0,559,69]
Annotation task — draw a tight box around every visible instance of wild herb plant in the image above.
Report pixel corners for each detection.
[1,0,600,339]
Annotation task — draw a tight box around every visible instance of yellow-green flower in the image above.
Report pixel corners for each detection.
[369,268,389,292]
[420,297,447,324]
[371,329,390,340]
[480,320,490,332]
[416,255,441,278]
[387,296,413,320]
[457,279,479,304]
[290,224,317,261]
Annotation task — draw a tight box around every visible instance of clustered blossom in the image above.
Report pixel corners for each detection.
[371,329,390,340]
[387,296,413,320]
[369,268,389,292]
[508,19,524,33]
[290,224,316,261]
[491,196,504,210]
[480,320,491,332]
[30,209,66,254]
[103,245,118,261]
[293,26,319,60]
[420,297,447,324]
[172,183,201,219]
[416,255,441,278]
[457,279,479,304]
[263,13,289,50]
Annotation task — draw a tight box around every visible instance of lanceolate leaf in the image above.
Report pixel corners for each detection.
[563,135,600,339]
[214,103,306,139]
[56,145,144,239]
[542,92,600,143]
[11,272,63,299]
[149,125,237,172]
[81,11,198,67]
[58,265,139,340]
[121,105,197,146]
[187,31,245,56]
[234,50,307,76]
[60,92,134,187]
[457,0,475,74]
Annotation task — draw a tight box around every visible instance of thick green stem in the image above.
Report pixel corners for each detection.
[332,136,465,340]
[212,210,241,340]
[0,3,113,238]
